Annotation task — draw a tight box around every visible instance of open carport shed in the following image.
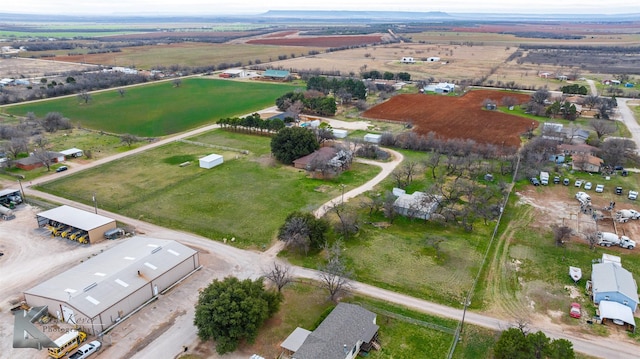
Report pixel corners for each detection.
[36,205,116,244]
[24,237,200,336]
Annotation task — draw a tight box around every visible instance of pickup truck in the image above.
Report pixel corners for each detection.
[69,341,101,359]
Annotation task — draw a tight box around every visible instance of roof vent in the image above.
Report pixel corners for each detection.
[83,282,97,292]
[151,246,162,254]
[343,344,348,354]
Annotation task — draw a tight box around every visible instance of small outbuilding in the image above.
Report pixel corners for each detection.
[591,262,638,312]
[60,148,84,158]
[332,129,348,139]
[400,57,415,64]
[36,205,116,244]
[393,191,441,220]
[427,57,441,62]
[364,134,381,144]
[263,69,290,80]
[24,237,200,335]
[199,154,223,169]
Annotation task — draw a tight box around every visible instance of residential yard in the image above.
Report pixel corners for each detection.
[478,178,640,343]
[34,130,381,249]
[4,78,301,137]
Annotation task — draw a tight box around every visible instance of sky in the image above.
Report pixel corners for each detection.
[2,0,638,16]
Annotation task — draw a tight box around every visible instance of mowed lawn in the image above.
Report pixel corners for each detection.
[5,78,300,137]
[36,130,381,249]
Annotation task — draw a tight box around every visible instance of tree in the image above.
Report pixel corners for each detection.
[120,133,140,147]
[397,72,411,81]
[263,262,293,292]
[318,242,352,302]
[547,338,575,359]
[31,136,53,172]
[40,112,71,133]
[278,211,329,254]
[118,88,126,97]
[530,88,550,105]
[194,277,282,355]
[552,225,572,247]
[585,232,598,250]
[493,328,532,359]
[590,119,616,140]
[172,78,182,87]
[77,91,91,104]
[270,127,319,165]
[331,202,359,239]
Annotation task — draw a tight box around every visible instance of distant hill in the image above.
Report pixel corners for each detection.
[259,10,452,21]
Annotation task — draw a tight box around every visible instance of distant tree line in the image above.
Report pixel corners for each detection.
[276,91,337,117]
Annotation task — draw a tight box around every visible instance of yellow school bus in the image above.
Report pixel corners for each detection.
[47,330,87,358]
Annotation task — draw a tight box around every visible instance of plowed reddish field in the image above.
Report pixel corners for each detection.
[246,35,383,47]
[363,90,535,148]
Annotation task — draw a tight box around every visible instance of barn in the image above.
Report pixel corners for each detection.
[60,148,84,158]
[24,237,200,336]
[364,134,381,144]
[199,153,224,169]
[36,205,116,244]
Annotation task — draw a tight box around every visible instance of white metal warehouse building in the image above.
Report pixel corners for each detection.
[24,237,200,335]
[36,205,116,244]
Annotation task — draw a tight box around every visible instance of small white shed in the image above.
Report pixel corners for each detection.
[364,134,381,144]
[199,154,223,169]
[332,129,348,139]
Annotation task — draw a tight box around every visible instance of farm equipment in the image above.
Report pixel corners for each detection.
[77,235,88,244]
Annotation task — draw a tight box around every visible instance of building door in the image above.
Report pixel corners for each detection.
[61,305,76,324]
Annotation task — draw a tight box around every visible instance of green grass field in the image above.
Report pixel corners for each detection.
[5,78,300,137]
[35,130,381,249]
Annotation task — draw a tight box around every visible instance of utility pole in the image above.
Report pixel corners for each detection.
[92,193,97,214]
[17,179,26,200]
[340,184,346,204]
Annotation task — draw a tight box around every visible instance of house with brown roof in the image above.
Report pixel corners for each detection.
[572,154,603,173]
[15,151,64,170]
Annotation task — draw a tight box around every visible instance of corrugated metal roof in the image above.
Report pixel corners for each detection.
[0,188,20,197]
[36,205,115,231]
[592,262,639,304]
[24,237,197,318]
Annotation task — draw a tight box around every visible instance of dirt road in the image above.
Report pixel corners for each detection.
[586,79,598,96]
[616,98,640,155]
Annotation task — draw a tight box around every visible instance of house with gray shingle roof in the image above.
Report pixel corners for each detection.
[282,303,379,359]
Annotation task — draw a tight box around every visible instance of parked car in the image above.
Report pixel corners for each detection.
[563,178,570,186]
[595,184,605,193]
[55,166,68,173]
[614,165,624,171]
[622,170,629,177]
[574,180,583,188]
[69,341,101,359]
[584,182,592,190]
[569,302,581,319]
[553,176,561,184]
[530,177,540,186]
[616,186,623,195]
[629,190,638,200]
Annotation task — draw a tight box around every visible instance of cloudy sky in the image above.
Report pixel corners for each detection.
[2,0,637,16]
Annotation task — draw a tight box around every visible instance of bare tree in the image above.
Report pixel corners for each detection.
[590,119,616,140]
[552,225,572,247]
[361,194,384,216]
[382,191,398,223]
[263,262,293,292]
[120,133,140,147]
[582,94,599,109]
[318,242,352,302]
[501,96,518,108]
[7,135,28,159]
[172,78,182,87]
[286,100,304,120]
[391,161,420,188]
[331,203,359,239]
[31,136,53,171]
[118,88,126,97]
[277,216,311,254]
[585,232,598,250]
[40,112,71,133]
[77,91,91,104]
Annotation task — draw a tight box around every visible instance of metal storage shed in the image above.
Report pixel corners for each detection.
[24,237,200,335]
[60,148,84,158]
[199,153,223,169]
[364,134,381,144]
[36,205,116,244]
[332,129,348,139]
[591,262,639,312]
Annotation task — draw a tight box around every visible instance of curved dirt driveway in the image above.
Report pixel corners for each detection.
[616,98,640,155]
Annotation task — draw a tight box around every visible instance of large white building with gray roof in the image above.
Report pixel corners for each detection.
[24,237,200,335]
[36,205,117,244]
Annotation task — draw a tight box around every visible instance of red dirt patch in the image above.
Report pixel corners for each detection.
[246,35,383,47]
[362,90,534,148]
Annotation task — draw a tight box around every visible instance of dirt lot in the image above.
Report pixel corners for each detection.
[362,89,533,147]
[0,57,97,79]
[0,203,256,359]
